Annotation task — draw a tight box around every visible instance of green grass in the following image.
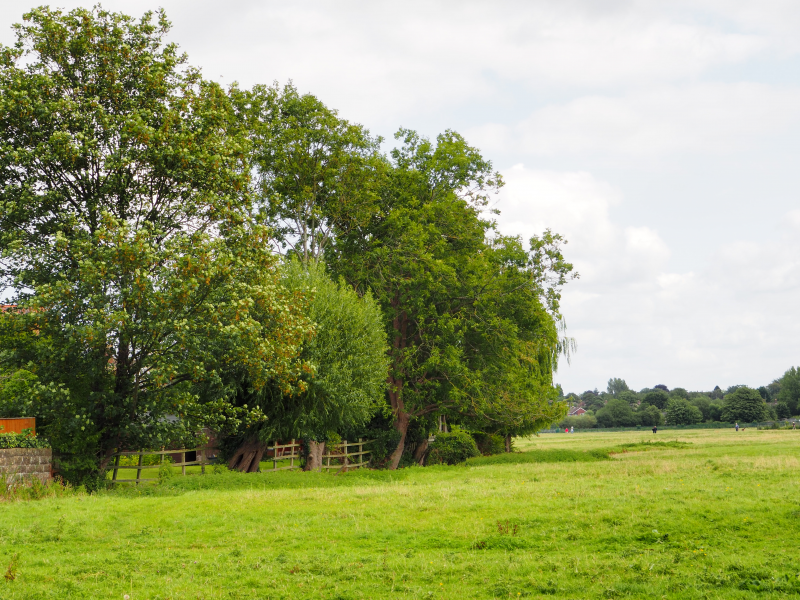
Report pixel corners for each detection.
[2,428,800,599]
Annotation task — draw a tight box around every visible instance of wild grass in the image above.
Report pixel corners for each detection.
[1,428,799,599]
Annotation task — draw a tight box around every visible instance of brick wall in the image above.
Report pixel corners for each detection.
[0,448,51,484]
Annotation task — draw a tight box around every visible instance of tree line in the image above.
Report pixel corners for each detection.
[0,7,573,485]
[559,369,800,430]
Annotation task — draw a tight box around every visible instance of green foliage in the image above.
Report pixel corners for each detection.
[471,432,506,455]
[617,390,639,405]
[776,367,800,415]
[329,130,572,465]
[0,432,50,449]
[776,402,791,419]
[606,378,629,395]
[0,6,313,484]
[669,387,689,400]
[636,404,663,427]
[426,430,480,465]
[559,414,598,429]
[665,398,703,425]
[228,259,388,443]
[0,367,38,417]
[721,387,768,423]
[242,82,385,263]
[596,398,636,428]
[642,390,669,410]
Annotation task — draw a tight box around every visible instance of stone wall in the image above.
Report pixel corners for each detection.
[0,448,52,484]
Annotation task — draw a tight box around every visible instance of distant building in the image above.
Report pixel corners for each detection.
[568,407,587,417]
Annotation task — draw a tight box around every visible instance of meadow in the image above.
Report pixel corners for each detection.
[1,428,799,599]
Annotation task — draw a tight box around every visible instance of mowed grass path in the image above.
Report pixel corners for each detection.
[1,429,799,599]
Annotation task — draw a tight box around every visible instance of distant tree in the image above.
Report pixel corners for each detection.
[721,387,767,423]
[665,398,703,425]
[581,391,605,412]
[607,378,630,396]
[767,380,781,400]
[776,367,800,415]
[708,402,723,422]
[654,384,669,392]
[642,390,669,410]
[669,387,689,400]
[617,390,639,406]
[690,395,713,421]
[710,386,724,400]
[776,402,791,420]
[559,414,598,430]
[757,386,771,401]
[725,385,746,395]
[637,404,663,427]
[596,398,637,428]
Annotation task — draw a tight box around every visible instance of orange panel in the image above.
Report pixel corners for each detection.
[0,417,36,435]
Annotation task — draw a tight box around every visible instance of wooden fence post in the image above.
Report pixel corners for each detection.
[343,439,348,471]
[290,439,295,469]
[181,451,186,476]
[135,451,144,485]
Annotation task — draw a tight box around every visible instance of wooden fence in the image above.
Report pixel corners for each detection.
[319,439,372,472]
[110,438,373,484]
[110,447,211,484]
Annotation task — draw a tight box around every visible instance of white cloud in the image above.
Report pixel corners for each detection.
[496,165,800,392]
[469,83,800,158]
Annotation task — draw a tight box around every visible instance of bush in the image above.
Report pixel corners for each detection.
[665,398,703,425]
[721,387,768,423]
[0,432,50,449]
[426,430,480,465]
[637,405,663,427]
[471,432,506,455]
[596,399,637,428]
[558,414,598,430]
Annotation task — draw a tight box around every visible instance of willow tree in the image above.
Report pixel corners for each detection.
[224,260,388,472]
[0,7,313,485]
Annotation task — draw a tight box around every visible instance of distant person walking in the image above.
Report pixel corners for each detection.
[735,422,739,432]
[570,426,574,434]
[652,425,657,434]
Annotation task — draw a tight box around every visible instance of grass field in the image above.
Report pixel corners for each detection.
[1,428,799,599]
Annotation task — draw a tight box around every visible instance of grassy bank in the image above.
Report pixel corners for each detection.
[1,428,799,598]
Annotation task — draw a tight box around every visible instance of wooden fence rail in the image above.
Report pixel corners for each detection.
[320,438,372,472]
[110,438,374,484]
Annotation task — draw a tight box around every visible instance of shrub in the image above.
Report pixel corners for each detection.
[637,405,663,427]
[426,430,479,465]
[596,399,637,428]
[559,414,598,430]
[721,387,768,423]
[0,432,50,449]
[665,398,703,425]
[471,432,506,455]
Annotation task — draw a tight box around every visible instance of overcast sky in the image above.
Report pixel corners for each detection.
[3,1,799,394]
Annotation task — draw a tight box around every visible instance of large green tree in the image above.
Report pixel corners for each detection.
[330,130,573,467]
[224,259,389,471]
[721,387,767,424]
[776,367,800,416]
[0,7,312,484]
[241,82,385,263]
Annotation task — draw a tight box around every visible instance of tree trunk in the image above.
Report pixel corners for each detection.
[388,410,410,470]
[304,440,326,471]
[412,437,429,465]
[228,440,267,472]
[505,434,512,453]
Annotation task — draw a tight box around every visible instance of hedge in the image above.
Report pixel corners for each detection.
[0,433,50,449]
